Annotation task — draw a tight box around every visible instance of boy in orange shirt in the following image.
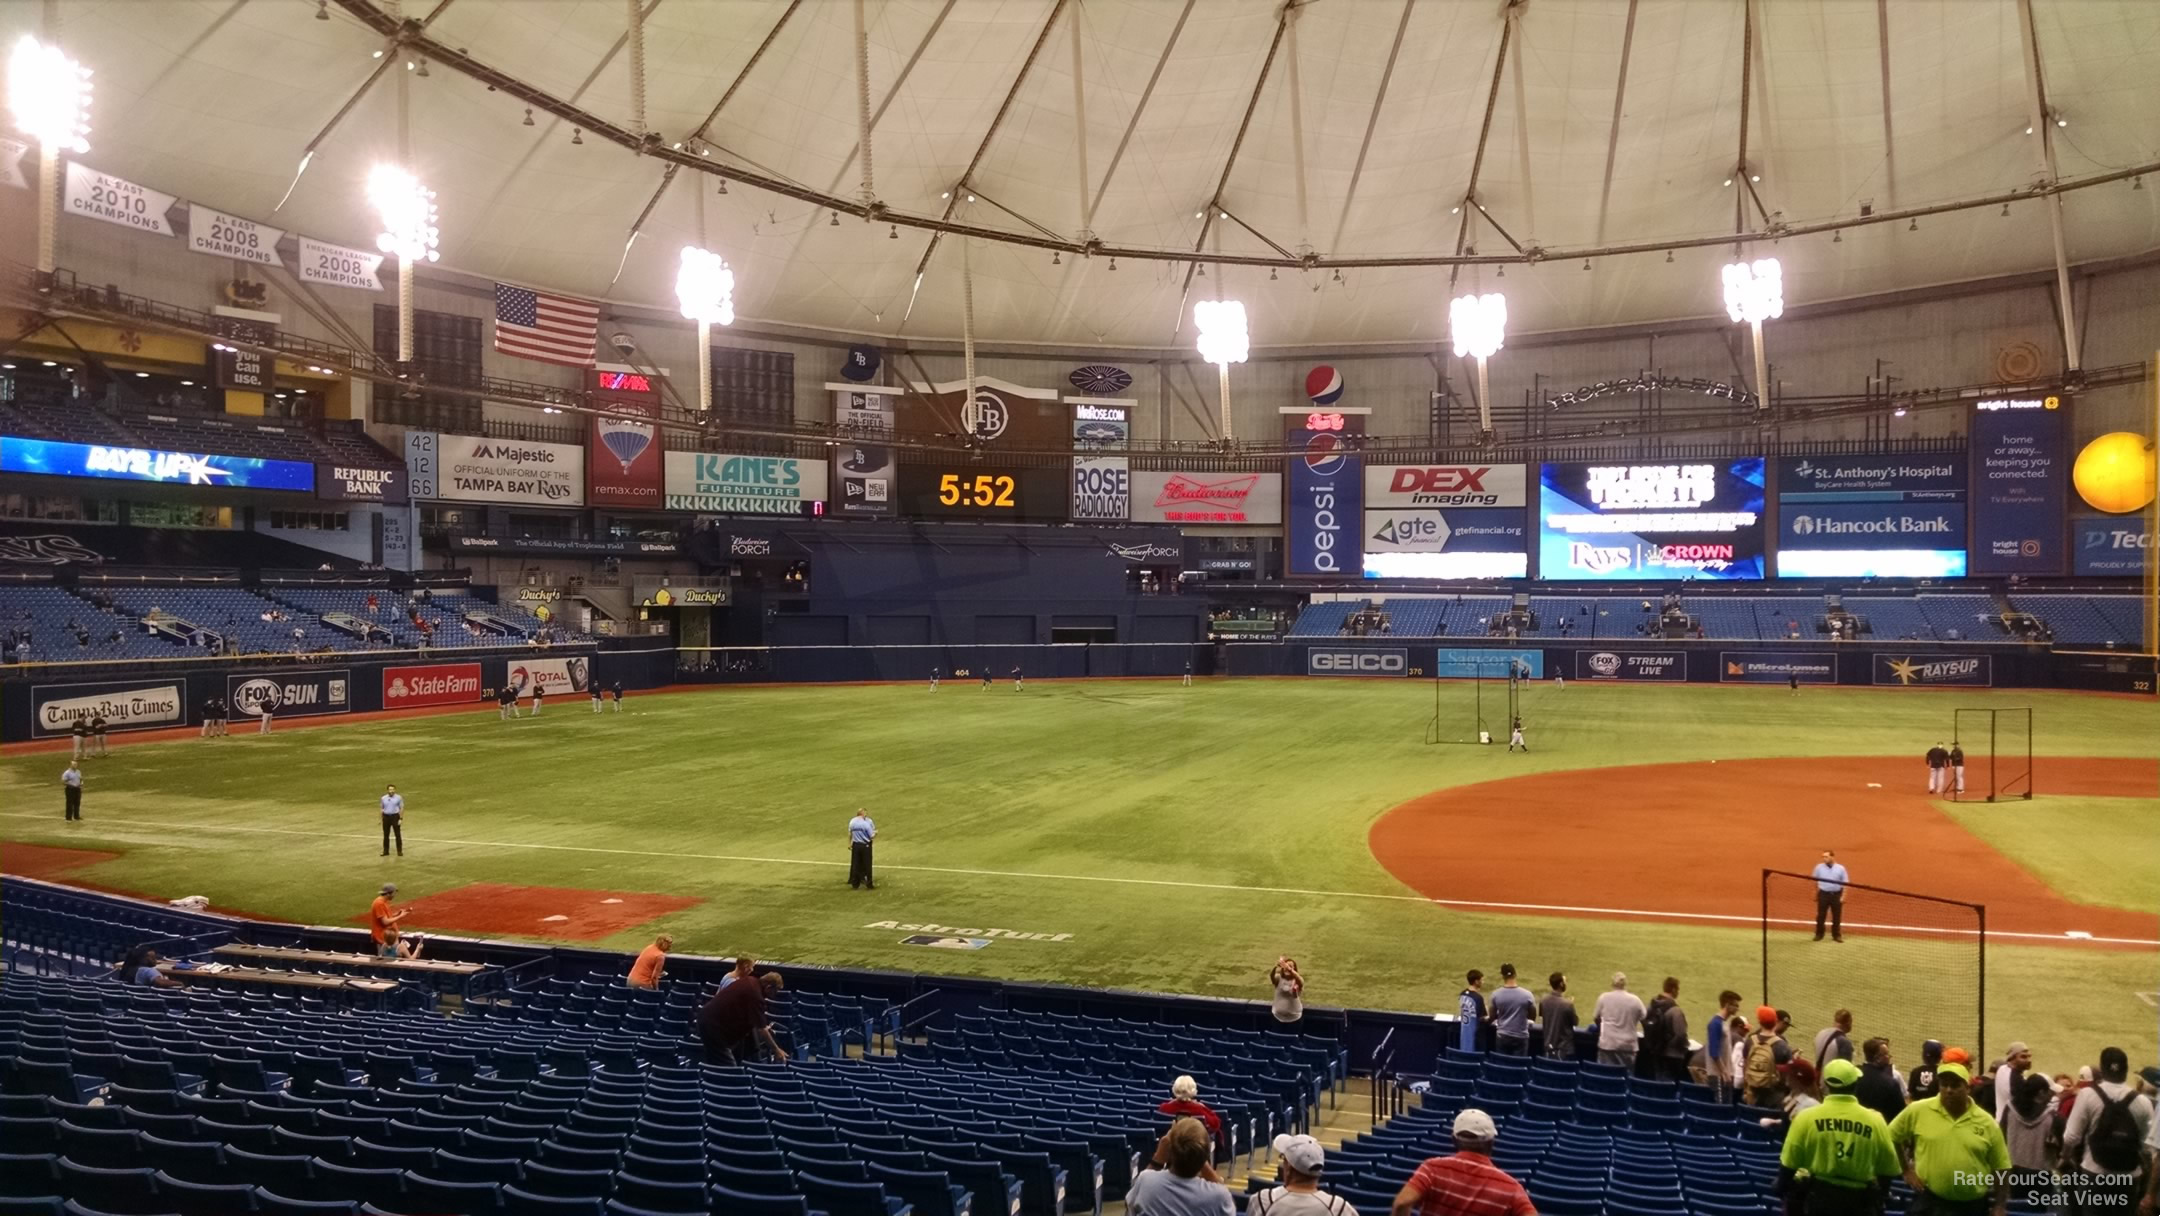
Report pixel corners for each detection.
[627,934,673,989]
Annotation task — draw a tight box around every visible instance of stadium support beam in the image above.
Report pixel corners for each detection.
[2015,0,2080,374]
[1171,3,1291,340]
[1591,0,1639,247]
[1448,1,1515,295]
[1087,0,1194,226]
[1325,0,1416,254]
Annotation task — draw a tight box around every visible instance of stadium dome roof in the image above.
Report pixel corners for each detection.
[33,0,2160,349]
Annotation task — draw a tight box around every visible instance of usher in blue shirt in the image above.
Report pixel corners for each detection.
[1813,862,1849,892]
[849,816,875,844]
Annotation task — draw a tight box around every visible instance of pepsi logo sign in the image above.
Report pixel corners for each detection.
[1305,365,1344,406]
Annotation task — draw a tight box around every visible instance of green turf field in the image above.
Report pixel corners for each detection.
[3,679,2154,1071]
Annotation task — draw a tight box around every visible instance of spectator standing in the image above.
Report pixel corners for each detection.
[1127,1117,1232,1216]
[1815,1009,1856,1068]
[847,809,877,890]
[1911,1040,1945,1101]
[1778,1059,1900,1215]
[1887,1062,2011,1216]
[1269,958,1305,1026]
[2001,1073,2057,1174]
[1159,1076,1224,1142]
[1766,1059,1824,1131]
[1639,976,1690,1082]
[61,761,82,821]
[718,954,755,989]
[2060,1047,2153,1213]
[1744,1005,1797,1108]
[1592,972,1647,1070]
[696,971,787,1064]
[1389,1109,1534,1216]
[1727,1015,1752,1100]
[1249,1134,1357,1216]
[627,935,673,989]
[1457,971,1488,1054]
[1539,973,1578,1061]
[379,784,405,857]
[1706,990,1742,1100]
[1813,850,1850,942]
[1854,1038,1908,1124]
[1993,1042,2034,1124]
[1488,965,1534,1056]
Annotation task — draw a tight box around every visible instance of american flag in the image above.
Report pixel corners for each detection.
[493,283,600,369]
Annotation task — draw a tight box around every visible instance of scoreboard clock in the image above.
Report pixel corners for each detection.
[896,465,1066,521]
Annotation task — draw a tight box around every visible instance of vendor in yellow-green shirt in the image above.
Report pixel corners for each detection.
[1886,1061,2012,1216]
[1780,1058,1902,1214]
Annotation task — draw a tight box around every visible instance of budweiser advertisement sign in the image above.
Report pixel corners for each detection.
[383,662,484,709]
[1130,471,1282,524]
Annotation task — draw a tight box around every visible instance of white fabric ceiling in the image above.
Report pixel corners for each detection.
[22,0,2160,348]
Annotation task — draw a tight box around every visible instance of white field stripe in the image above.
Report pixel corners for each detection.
[4,811,2153,947]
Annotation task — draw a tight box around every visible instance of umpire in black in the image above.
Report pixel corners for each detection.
[847,810,877,890]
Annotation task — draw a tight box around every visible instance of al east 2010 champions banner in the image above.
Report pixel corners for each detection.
[1284,409,1366,576]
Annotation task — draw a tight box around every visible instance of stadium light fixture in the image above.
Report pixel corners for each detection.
[368,164,439,364]
[1194,298,1249,440]
[1722,257,1782,410]
[676,245,736,413]
[1450,292,1507,442]
[8,36,93,276]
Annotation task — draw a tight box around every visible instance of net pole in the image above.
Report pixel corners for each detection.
[1977,903,1987,1055]
[1989,710,2000,804]
[1760,868,1771,1004]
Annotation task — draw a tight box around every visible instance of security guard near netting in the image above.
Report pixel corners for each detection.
[1780,1058,1902,1215]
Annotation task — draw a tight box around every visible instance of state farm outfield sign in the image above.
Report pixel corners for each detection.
[32,679,185,737]
[383,662,484,709]
[1306,647,1409,677]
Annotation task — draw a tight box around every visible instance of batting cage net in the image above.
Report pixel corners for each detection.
[1425,658,1523,745]
[1762,869,1984,1058]
[1951,707,2034,802]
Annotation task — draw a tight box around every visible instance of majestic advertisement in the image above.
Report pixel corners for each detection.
[663,451,828,514]
[1970,399,2066,575]
[587,401,663,509]
[32,680,186,737]
[1364,464,1529,510]
[1070,456,1130,522]
[1285,411,1366,576]
[1306,647,1409,677]
[0,437,315,492]
[434,435,584,506]
[1873,654,1992,688]
[1361,509,1528,579]
[508,656,591,696]
[315,464,408,504]
[382,663,485,709]
[1539,459,1766,580]
[1720,650,1835,684]
[831,386,896,517]
[1129,471,1283,525]
[227,669,352,719]
[1776,455,1967,578]
[1575,650,1687,682]
[2073,516,2152,575]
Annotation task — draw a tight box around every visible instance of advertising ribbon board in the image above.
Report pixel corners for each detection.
[1873,654,1992,687]
[227,669,352,719]
[1776,455,1968,578]
[1969,399,2067,575]
[1432,647,1544,679]
[32,679,186,737]
[0,437,314,492]
[1130,471,1283,525]
[1720,651,1835,684]
[663,451,828,514]
[382,663,484,709]
[1539,459,1767,580]
[1575,650,1687,682]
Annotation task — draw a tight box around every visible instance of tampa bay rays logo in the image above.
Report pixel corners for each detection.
[960,389,1009,440]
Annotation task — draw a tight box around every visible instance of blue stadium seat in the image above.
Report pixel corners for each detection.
[55,1128,140,1170]
[609,1175,706,1213]
[702,1189,810,1216]
[149,1173,255,1216]
[250,1191,357,1216]
[519,1164,614,1199]
[0,1155,61,1199]
[303,1162,406,1210]
[221,1150,315,1196]
[401,1172,503,1213]
[0,1198,62,1216]
[500,1189,606,1216]
[799,1172,914,1216]
[53,1162,163,1216]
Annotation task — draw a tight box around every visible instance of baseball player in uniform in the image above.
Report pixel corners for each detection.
[257,696,274,735]
[981,666,993,689]
[591,681,604,713]
[530,681,545,716]
[89,714,108,757]
[610,681,624,711]
[1182,661,1192,687]
[1011,664,1024,691]
[498,685,518,720]
[1924,742,1949,793]
[1508,717,1527,752]
[70,716,88,760]
[929,666,940,692]
[1948,743,1966,795]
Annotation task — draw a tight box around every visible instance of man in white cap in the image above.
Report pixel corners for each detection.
[1252,1134,1358,1215]
[1390,1109,1533,1216]
[1592,971,1647,1070]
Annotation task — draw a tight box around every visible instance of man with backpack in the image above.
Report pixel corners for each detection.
[2060,1047,2152,1214]
[1745,1004,1797,1108]
[1638,977,1691,1083]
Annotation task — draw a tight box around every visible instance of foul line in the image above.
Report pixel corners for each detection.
[5,812,2153,947]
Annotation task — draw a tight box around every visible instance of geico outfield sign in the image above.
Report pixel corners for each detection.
[1306,648,1409,677]
[664,451,830,514]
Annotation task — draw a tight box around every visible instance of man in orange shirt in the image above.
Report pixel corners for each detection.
[627,934,673,989]
[369,883,405,951]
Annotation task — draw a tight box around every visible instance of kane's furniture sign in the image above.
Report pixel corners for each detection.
[1129,471,1283,524]
[1575,650,1686,682]
[664,452,828,514]
[382,663,484,709]
[1306,648,1408,677]
[227,670,351,719]
[1,437,314,492]
[1539,459,1766,580]
[1970,401,2067,575]
[435,435,584,506]
[32,680,185,737]
[1775,456,1967,578]
[1720,651,1835,684]
[1873,655,1992,687]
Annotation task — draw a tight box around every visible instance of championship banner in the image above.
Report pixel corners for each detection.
[315,463,408,504]
[187,204,283,267]
[1776,455,1967,578]
[1575,650,1686,682]
[435,435,583,505]
[1720,651,1835,684]
[1874,654,1992,688]
[0,137,26,190]
[227,669,351,719]
[508,656,591,697]
[830,385,896,517]
[383,663,484,709]
[664,451,828,514]
[1285,409,1367,576]
[1361,508,1527,579]
[1970,398,2067,575]
[2073,516,2152,575]
[31,679,185,737]
[1070,456,1130,521]
[64,163,179,237]
[1130,471,1282,524]
[1306,647,1408,677]
[1365,463,1528,510]
[588,401,662,509]
[299,236,385,292]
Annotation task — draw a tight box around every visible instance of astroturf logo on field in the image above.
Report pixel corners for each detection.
[865,921,1073,942]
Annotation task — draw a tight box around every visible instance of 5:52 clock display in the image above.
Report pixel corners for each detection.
[896,465,1066,520]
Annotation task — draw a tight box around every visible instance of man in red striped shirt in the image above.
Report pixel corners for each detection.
[1390,1109,1535,1216]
